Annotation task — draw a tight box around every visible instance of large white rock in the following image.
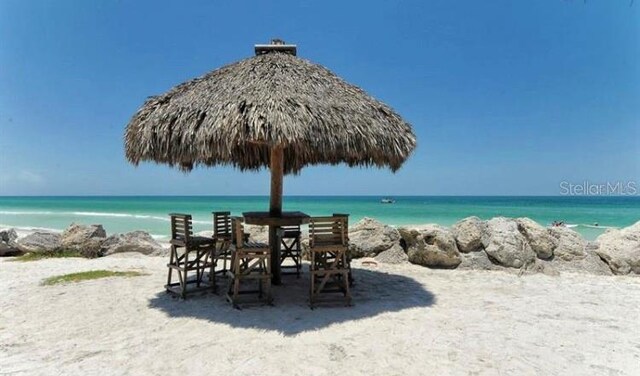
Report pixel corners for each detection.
[451,216,487,253]
[516,218,557,259]
[482,217,536,269]
[536,251,612,276]
[0,228,21,256]
[374,244,408,264]
[549,227,586,261]
[102,231,167,256]
[458,250,501,271]
[60,223,107,258]
[404,224,461,268]
[17,231,61,253]
[594,221,640,275]
[348,217,400,258]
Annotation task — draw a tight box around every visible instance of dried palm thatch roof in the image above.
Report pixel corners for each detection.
[124,42,416,174]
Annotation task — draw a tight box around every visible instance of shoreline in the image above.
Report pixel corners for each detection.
[0,220,620,242]
[2,195,638,242]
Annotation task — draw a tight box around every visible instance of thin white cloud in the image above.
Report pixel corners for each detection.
[16,170,45,185]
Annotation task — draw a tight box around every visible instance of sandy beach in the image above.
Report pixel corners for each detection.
[1,255,639,376]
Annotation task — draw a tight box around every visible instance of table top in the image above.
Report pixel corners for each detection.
[242,211,310,226]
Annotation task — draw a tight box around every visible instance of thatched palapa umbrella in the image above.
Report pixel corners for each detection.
[125,40,415,213]
[125,39,415,233]
[125,39,416,283]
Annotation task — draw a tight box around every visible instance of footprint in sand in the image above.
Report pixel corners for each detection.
[329,344,347,361]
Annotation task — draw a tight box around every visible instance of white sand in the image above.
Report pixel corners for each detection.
[1,256,639,376]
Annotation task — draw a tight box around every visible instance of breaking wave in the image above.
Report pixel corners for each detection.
[0,210,210,225]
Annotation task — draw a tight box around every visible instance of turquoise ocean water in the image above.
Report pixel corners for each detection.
[1,196,638,241]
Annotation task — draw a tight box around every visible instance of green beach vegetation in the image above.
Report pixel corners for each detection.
[41,270,147,286]
[12,250,84,262]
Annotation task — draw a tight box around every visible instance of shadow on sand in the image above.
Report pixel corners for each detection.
[148,266,436,336]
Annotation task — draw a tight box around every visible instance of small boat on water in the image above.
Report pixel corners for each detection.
[380,197,395,204]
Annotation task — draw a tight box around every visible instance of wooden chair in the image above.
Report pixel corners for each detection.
[308,216,351,308]
[332,213,354,286]
[212,211,232,277]
[166,213,217,299]
[280,224,302,278]
[212,211,251,276]
[226,217,273,308]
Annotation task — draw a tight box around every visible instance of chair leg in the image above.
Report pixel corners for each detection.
[222,251,227,276]
[309,252,316,308]
[220,241,229,276]
[228,252,241,307]
[296,239,301,278]
[196,250,202,288]
[166,245,175,293]
[343,270,352,306]
[265,254,273,304]
[233,274,241,307]
[209,249,217,293]
[226,252,234,298]
[180,251,188,299]
[226,272,234,303]
[258,260,264,299]
[342,252,351,305]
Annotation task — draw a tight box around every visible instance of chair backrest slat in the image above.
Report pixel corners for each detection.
[332,213,350,241]
[170,213,193,242]
[213,211,232,239]
[280,224,301,238]
[310,216,347,246]
[231,217,245,247]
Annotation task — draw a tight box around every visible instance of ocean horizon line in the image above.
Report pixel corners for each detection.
[1,194,639,198]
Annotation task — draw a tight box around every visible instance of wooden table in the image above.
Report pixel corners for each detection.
[243,211,310,285]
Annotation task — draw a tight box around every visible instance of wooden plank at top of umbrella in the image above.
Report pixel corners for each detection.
[124,39,417,218]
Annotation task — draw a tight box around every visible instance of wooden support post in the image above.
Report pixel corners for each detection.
[269,145,284,285]
[269,226,281,285]
[270,146,283,216]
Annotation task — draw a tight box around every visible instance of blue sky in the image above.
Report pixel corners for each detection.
[0,0,638,196]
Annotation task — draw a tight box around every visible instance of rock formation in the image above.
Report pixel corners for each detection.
[594,221,640,275]
[102,231,167,256]
[0,228,21,256]
[60,223,107,258]
[17,231,62,253]
[481,217,536,269]
[450,216,486,253]
[402,224,461,268]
